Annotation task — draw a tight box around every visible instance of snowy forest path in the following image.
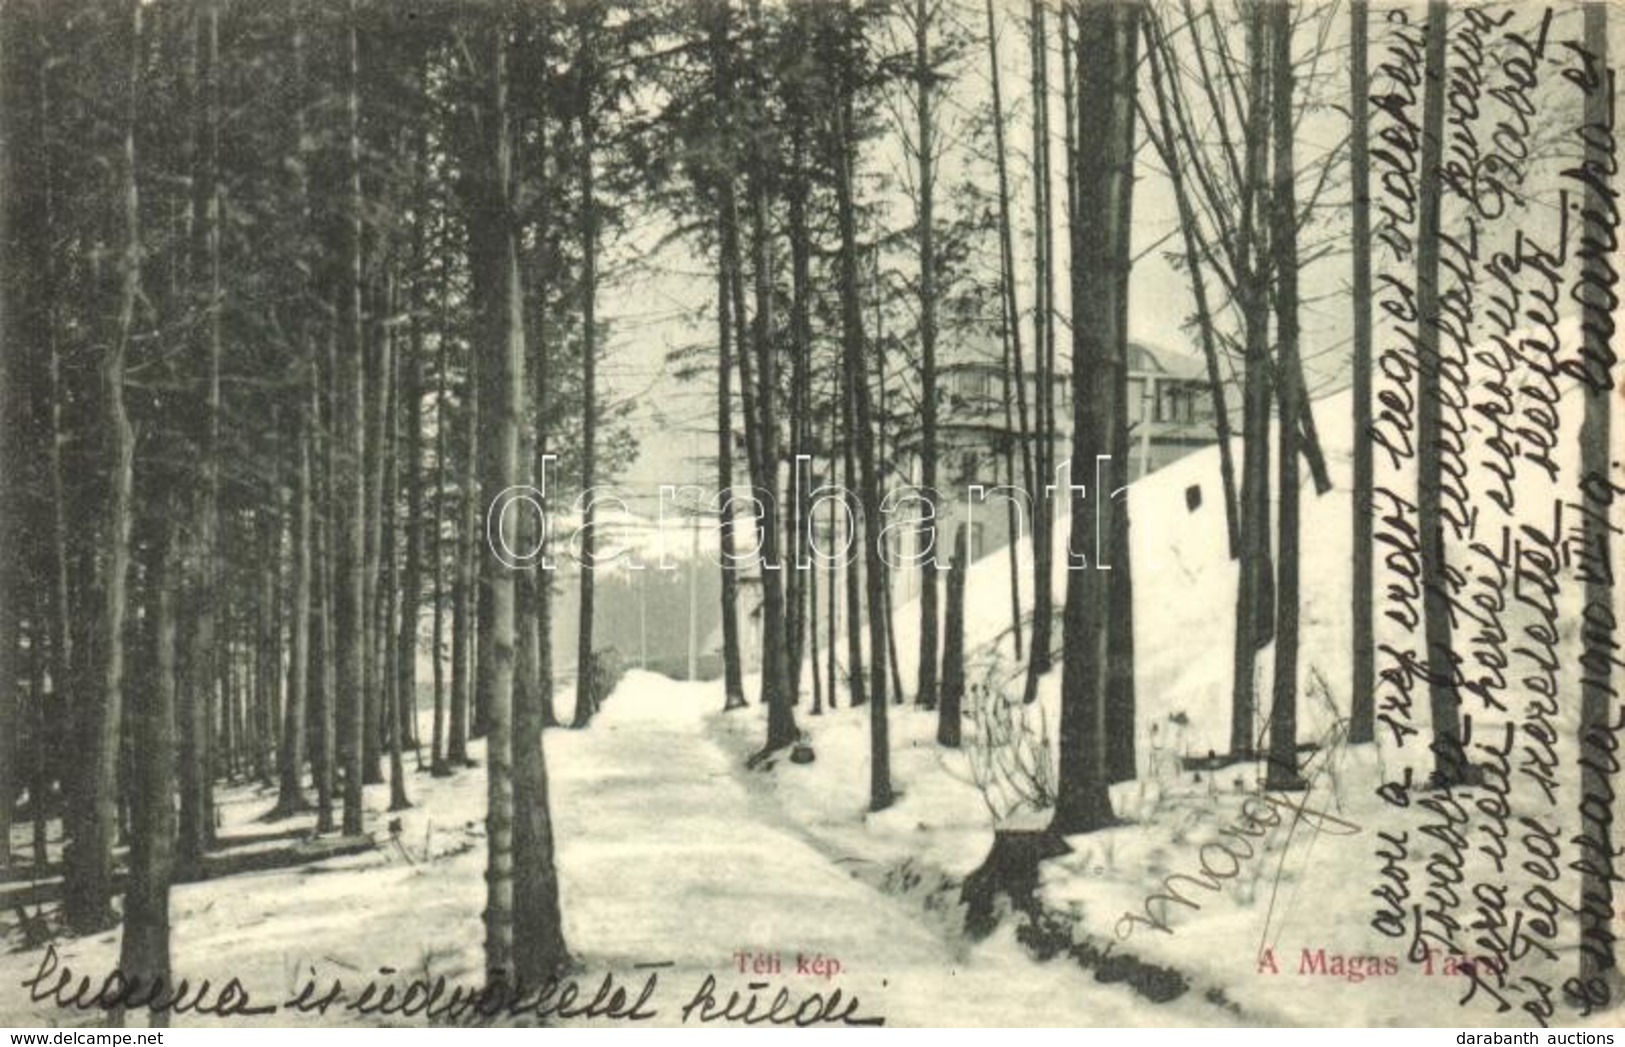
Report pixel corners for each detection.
[552,671,955,1019]
[552,671,1233,1026]
[0,670,1234,1027]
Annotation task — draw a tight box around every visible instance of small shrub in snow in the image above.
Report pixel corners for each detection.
[959,657,1056,822]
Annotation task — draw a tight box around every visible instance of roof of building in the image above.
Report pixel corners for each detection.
[942,340,1210,383]
[1127,341,1209,382]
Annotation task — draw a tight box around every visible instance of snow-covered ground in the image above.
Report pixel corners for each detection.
[5,315,1620,1027]
[719,320,1624,1028]
[714,686,1530,1027]
[2,671,1234,1028]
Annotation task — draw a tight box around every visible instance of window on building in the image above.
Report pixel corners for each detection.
[960,369,991,399]
[1128,377,1146,422]
[1158,385,1195,424]
[1192,389,1214,422]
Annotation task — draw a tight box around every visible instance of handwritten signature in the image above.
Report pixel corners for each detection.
[17,945,884,1027]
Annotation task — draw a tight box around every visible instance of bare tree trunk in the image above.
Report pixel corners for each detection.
[42,40,74,877]
[784,131,813,711]
[218,637,233,783]
[841,389,867,709]
[320,325,342,832]
[524,24,559,734]
[1414,0,1467,788]
[69,0,142,934]
[1105,464,1136,783]
[937,525,967,748]
[510,17,568,977]
[13,613,38,873]
[31,610,48,871]
[1022,0,1056,702]
[277,393,313,815]
[744,31,796,751]
[512,481,568,984]
[512,298,568,986]
[831,24,890,809]
[985,0,1025,657]
[985,0,1033,513]
[399,283,425,770]
[272,458,287,766]
[717,260,747,712]
[223,636,238,782]
[384,307,410,812]
[431,239,451,774]
[315,327,339,833]
[11,0,75,878]
[118,507,177,1028]
[473,511,492,738]
[1051,0,1139,837]
[1572,0,1618,996]
[178,0,222,875]
[1229,0,1274,761]
[255,420,281,788]
[275,15,316,817]
[809,531,823,715]
[0,4,22,873]
[363,275,391,788]
[513,551,569,992]
[911,0,941,712]
[449,340,478,765]
[512,451,569,980]
[0,393,10,875]
[512,452,543,750]
[883,560,905,707]
[469,15,558,990]
[1265,0,1306,793]
[339,0,368,836]
[712,7,759,724]
[571,20,601,730]
[871,260,902,713]
[826,489,838,710]
[1102,0,1137,784]
[1058,6,1078,230]
[1295,373,1332,497]
[1347,0,1375,745]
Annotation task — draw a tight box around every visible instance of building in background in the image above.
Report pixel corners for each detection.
[913,340,1221,573]
[1121,342,1222,480]
[533,343,1225,686]
[934,340,1219,489]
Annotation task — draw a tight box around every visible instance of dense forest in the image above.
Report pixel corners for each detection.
[0,0,1616,1029]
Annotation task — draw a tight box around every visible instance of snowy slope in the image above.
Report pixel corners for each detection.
[740,316,1625,1027]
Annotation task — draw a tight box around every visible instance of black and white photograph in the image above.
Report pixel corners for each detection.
[0,0,1619,1030]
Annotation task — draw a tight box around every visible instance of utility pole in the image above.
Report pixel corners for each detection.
[1138,381,1153,480]
[688,510,699,680]
[687,427,700,681]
